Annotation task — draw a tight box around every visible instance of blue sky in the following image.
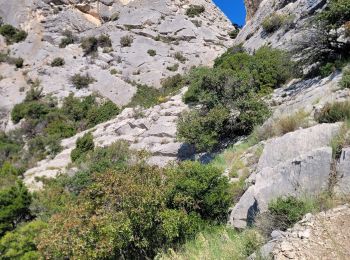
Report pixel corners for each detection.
[213,0,246,26]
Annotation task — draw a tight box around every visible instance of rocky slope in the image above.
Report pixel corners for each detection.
[253,204,350,259]
[0,0,234,130]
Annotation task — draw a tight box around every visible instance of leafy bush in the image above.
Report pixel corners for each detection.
[262,13,290,33]
[127,84,161,108]
[59,30,75,48]
[70,73,95,89]
[0,220,47,259]
[0,179,32,236]
[37,158,231,259]
[70,132,94,162]
[166,63,179,72]
[318,0,350,28]
[315,101,350,123]
[340,67,350,88]
[97,34,112,48]
[85,100,120,127]
[147,49,156,56]
[0,132,22,165]
[174,52,187,63]
[0,24,27,44]
[228,28,239,39]
[161,74,184,94]
[81,37,98,55]
[50,57,65,67]
[186,5,205,17]
[267,196,313,231]
[120,35,133,47]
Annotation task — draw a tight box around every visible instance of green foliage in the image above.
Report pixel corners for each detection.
[228,28,239,39]
[120,35,133,47]
[261,13,290,33]
[0,220,47,259]
[0,177,31,236]
[267,196,314,230]
[50,57,65,67]
[59,30,75,48]
[70,73,96,89]
[148,49,157,56]
[70,132,94,162]
[186,5,205,17]
[86,100,120,127]
[80,36,98,55]
[97,34,112,48]
[340,67,350,89]
[318,0,350,28]
[177,107,229,151]
[167,63,179,72]
[127,84,162,108]
[0,132,22,166]
[178,46,296,151]
[174,52,187,63]
[161,74,184,94]
[166,161,231,221]
[159,226,263,260]
[315,101,350,123]
[0,24,27,44]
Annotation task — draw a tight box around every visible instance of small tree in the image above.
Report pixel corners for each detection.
[70,132,94,162]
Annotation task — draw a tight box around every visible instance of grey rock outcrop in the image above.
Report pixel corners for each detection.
[229,123,342,229]
[23,89,192,190]
[0,0,234,130]
[335,147,350,195]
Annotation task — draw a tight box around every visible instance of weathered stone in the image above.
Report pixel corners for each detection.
[229,147,333,228]
[335,148,350,195]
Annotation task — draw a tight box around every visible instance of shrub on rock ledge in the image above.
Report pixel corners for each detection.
[70,73,96,89]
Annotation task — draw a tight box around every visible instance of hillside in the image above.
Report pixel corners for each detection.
[0,0,350,259]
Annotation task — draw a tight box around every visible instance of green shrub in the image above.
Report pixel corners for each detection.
[0,133,22,165]
[97,34,112,48]
[86,100,120,127]
[340,68,350,89]
[177,106,230,152]
[315,101,350,123]
[166,63,179,72]
[0,24,27,44]
[318,0,350,28]
[186,5,205,17]
[177,46,295,150]
[319,62,337,77]
[0,179,32,236]
[228,28,239,39]
[166,161,231,221]
[50,57,65,67]
[127,84,161,108]
[262,13,289,33]
[174,52,187,63]
[81,37,98,55]
[120,35,133,47]
[267,196,314,230]
[70,73,96,89]
[161,74,184,94]
[147,49,156,56]
[59,30,75,48]
[45,120,76,138]
[70,132,94,162]
[0,220,47,259]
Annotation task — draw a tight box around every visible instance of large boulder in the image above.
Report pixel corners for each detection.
[229,123,342,229]
[335,147,350,195]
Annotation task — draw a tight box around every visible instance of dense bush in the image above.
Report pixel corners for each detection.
[0,132,22,165]
[0,24,27,44]
[318,0,350,29]
[261,13,289,33]
[161,73,184,94]
[120,35,133,47]
[70,73,96,89]
[59,30,75,48]
[0,170,32,236]
[0,220,46,259]
[186,5,205,17]
[340,68,350,89]
[37,159,231,259]
[147,49,156,56]
[177,46,295,151]
[80,37,98,55]
[50,57,65,67]
[97,34,112,48]
[267,196,313,231]
[228,28,239,39]
[315,101,350,123]
[70,132,94,162]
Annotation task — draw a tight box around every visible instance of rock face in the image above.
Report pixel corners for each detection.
[0,0,234,130]
[255,204,350,259]
[238,0,329,52]
[244,0,262,21]
[23,89,192,190]
[229,123,342,229]
[335,147,350,195]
